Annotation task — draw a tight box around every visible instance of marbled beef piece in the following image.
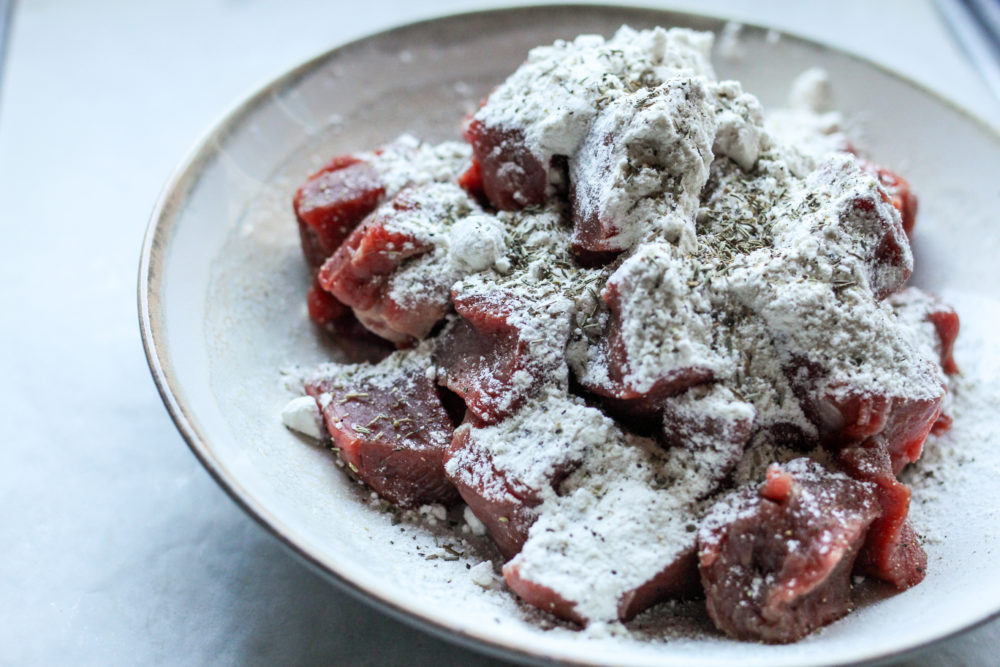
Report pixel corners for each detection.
[838,437,927,590]
[572,244,719,422]
[503,427,712,625]
[435,288,572,424]
[569,78,714,258]
[698,458,879,643]
[463,119,549,210]
[804,155,912,300]
[890,287,961,377]
[445,425,541,560]
[305,349,459,508]
[858,160,918,238]
[660,383,756,492]
[319,184,475,346]
[294,156,385,270]
[443,393,594,560]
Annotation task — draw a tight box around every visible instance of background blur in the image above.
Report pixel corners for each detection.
[0,1,997,665]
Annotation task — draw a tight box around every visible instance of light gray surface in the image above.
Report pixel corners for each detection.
[1,1,997,665]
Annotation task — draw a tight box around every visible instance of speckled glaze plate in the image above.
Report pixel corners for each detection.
[139,5,1000,666]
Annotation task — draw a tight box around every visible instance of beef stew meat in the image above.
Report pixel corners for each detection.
[293,157,385,270]
[838,437,928,589]
[304,349,460,508]
[698,459,880,643]
[283,26,959,643]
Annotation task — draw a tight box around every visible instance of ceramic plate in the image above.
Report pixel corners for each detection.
[139,5,1000,665]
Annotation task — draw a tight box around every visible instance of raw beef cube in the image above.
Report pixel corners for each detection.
[305,351,460,508]
[859,160,918,237]
[804,155,912,300]
[317,198,436,345]
[698,458,879,643]
[763,288,947,474]
[318,205,432,310]
[319,183,480,345]
[615,547,701,622]
[463,118,548,210]
[570,78,714,256]
[890,287,961,376]
[505,546,699,626]
[838,437,927,589]
[435,289,568,424]
[503,421,711,625]
[660,384,756,490]
[293,157,385,269]
[928,304,960,375]
[306,276,350,327]
[444,394,595,559]
[445,426,541,559]
[813,383,943,475]
[503,563,587,623]
[575,248,717,420]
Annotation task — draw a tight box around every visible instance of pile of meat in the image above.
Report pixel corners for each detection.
[284,27,959,642]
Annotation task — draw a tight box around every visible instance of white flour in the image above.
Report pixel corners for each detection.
[282,26,979,633]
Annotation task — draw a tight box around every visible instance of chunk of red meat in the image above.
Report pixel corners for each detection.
[319,211,431,311]
[927,302,960,375]
[615,547,701,621]
[504,564,585,623]
[444,425,542,559]
[444,396,593,559]
[570,191,624,259]
[463,118,547,210]
[846,185,911,300]
[698,458,879,643]
[812,382,943,475]
[306,276,350,326]
[503,547,699,626]
[293,157,384,269]
[838,437,927,590]
[457,157,485,201]
[578,280,713,422]
[859,160,918,237]
[317,197,442,345]
[568,78,714,261]
[500,422,710,625]
[434,291,548,424]
[447,393,615,571]
[305,358,460,508]
[660,385,755,489]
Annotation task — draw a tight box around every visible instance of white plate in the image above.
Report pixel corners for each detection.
[139,6,1000,665]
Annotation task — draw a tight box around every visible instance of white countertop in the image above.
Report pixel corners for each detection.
[1,1,997,664]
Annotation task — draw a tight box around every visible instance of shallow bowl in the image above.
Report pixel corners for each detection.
[139,5,1000,665]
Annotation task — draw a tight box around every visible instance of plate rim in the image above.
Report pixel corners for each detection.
[137,4,1000,665]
